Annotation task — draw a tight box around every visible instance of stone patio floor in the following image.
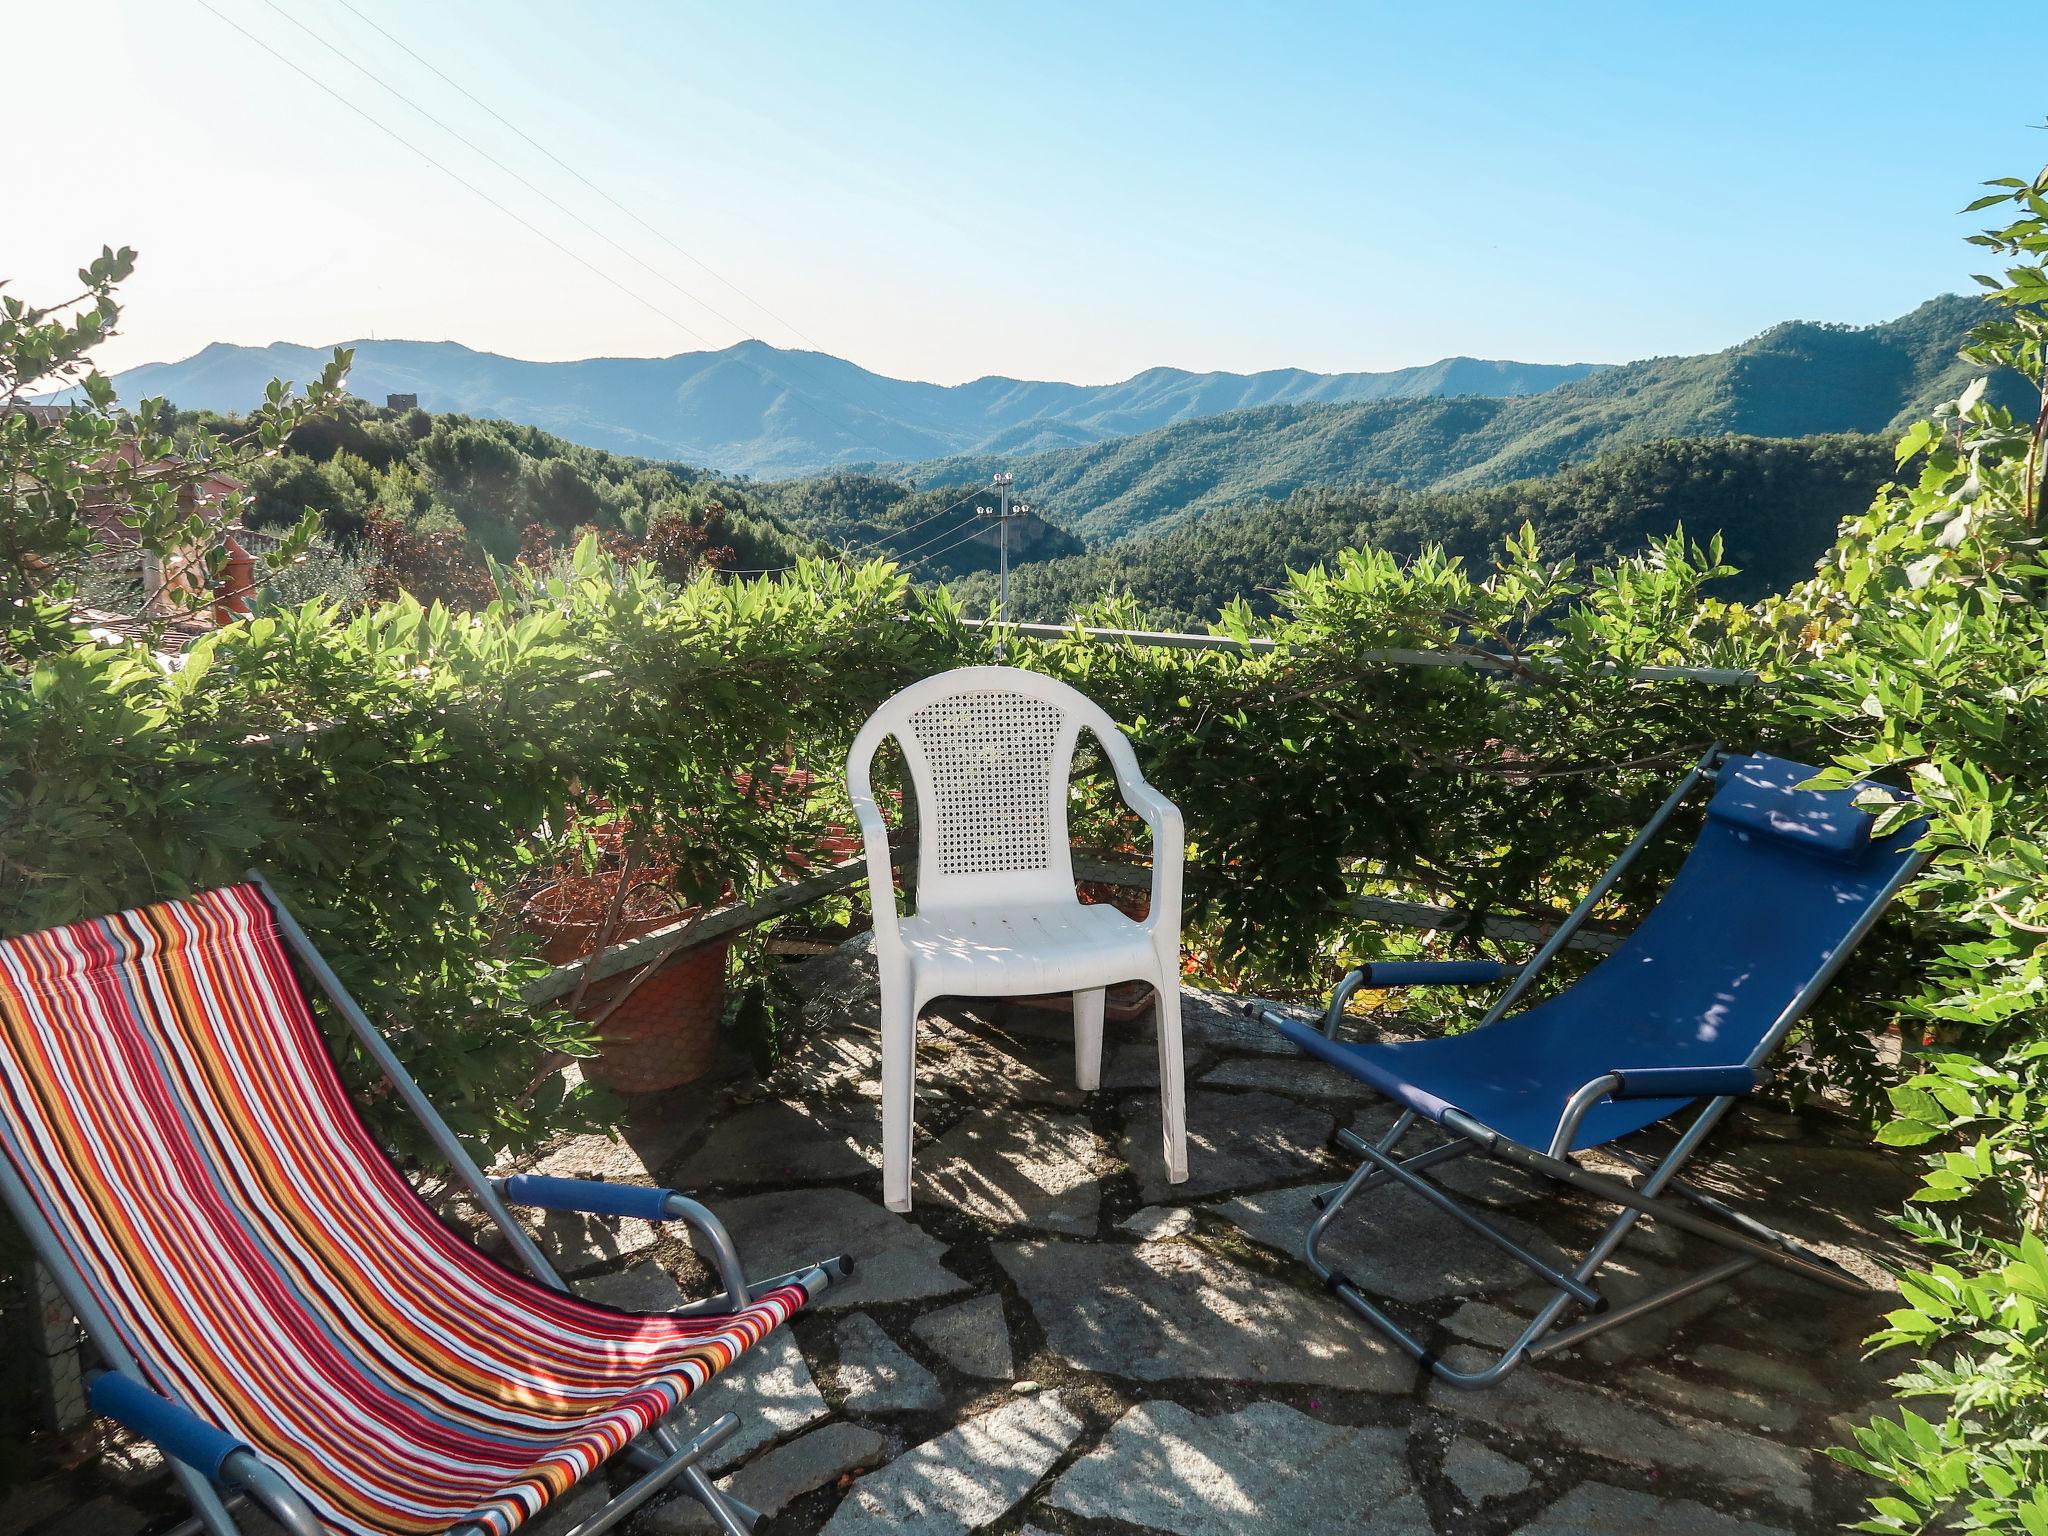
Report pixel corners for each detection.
[5,936,1922,1536]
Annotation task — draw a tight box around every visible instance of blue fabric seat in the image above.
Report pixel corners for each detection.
[1268,753,1923,1153]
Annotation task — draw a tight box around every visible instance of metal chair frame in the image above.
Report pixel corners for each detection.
[0,872,848,1536]
[1251,747,1930,1388]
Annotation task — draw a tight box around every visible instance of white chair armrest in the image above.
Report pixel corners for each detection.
[1139,791,1185,944]
[1108,759,1184,943]
[850,800,901,950]
[846,726,903,954]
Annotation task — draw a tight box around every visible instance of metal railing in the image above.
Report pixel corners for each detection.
[962,617,1760,687]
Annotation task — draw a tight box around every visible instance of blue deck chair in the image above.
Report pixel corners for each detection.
[1248,748,1928,1389]
[0,874,851,1536]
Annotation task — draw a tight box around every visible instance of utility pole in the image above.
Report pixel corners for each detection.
[977,471,1027,655]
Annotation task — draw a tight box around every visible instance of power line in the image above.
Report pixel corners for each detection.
[689,480,1000,578]
[242,0,876,454]
[852,483,988,549]
[193,0,727,357]
[776,481,989,566]
[836,479,1002,561]
[899,523,996,572]
[715,484,997,576]
[260,0,739,344]
[329,0,829,358]
[873,512,984,564]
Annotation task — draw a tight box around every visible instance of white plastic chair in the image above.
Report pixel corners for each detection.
[847,665,1190,1212]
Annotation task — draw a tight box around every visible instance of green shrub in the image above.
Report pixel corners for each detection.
[1774,163,2048,1533]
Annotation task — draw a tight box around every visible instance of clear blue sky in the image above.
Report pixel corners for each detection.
[13,0,2045,383]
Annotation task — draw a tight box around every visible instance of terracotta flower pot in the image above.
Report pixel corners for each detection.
[523,877,682,964]
[521,878,727,1093]
[581,939,732,1094]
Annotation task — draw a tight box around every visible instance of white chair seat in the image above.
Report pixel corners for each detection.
[899,902,1156,998]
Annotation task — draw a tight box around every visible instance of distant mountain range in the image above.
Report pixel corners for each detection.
[95,339,1602,479]
[95,294,2003,555]
[892,295,2004,543]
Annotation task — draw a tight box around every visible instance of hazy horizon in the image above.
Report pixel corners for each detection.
[114,284,1985,394]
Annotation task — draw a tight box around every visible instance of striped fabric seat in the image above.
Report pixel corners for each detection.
[0,885,809,1536]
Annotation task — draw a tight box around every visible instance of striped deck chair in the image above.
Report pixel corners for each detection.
[0,877,850,1536]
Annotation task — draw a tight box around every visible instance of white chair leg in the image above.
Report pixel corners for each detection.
[881,975,919,1213]
[1154,979,1189,1184]
[1073,987,1106,1091]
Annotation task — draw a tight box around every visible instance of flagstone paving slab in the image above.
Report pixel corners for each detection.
[834,1312,945,1413]
[1516,1482,1794,1535]
[1428,1151,1552,1208]
[910,1295,1014,1380]
[683,1099,872,1187]
[650,1423,890,1533]
[1692,1343,1832,1401]
[779,1020,885,1097]
[1428,1354,1812,1510]
[1047,1400,1430,1536]
[820,1391,1083,1535]
[41,967,1929,1536]
[526,1131,663,1184]
[712,1187,969,1311]
[511,1132,673,1268]
[1198,1054,1385,1100]
[1686,1144,1917,1288]
[1104,1036,1168,1090]
[577,1258,687,1313]
[1627,1364,1805,1435]
[528,1207,660,1271]
[1120,1089,1333,1202]
[915,1018,1088,1108]
[1178,989,1303,1055]
[1443,1438,1532,1504]
[998,1238,1415,1390]
[1575,1255,1735,1365]
[1444,1299,1529,1350]
[1120,1205,1195,1241]
[1213,1180,1569,1303]
[917,1108,1101,1235]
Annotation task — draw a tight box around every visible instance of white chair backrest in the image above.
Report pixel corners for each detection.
[849,666,1134,914]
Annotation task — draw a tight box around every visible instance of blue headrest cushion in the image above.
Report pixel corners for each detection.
[1705,753,1874,858]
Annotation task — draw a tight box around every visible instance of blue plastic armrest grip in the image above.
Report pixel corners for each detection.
[1359,960,1509,988]
[91,1373,250,1481]
[500,1173,677,1222]
[1608,1065,1759,1100]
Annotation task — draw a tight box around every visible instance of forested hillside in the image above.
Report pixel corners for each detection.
[109,338,1598,478]
[185,399,1066,597]
[190,399,814,572]
[905,295,2007,543]
[948,434,1898,626]
[208,398,1904,627]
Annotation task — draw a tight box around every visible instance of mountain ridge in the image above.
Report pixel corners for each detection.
[888,294,2006,543]
[94,337,1603,478]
